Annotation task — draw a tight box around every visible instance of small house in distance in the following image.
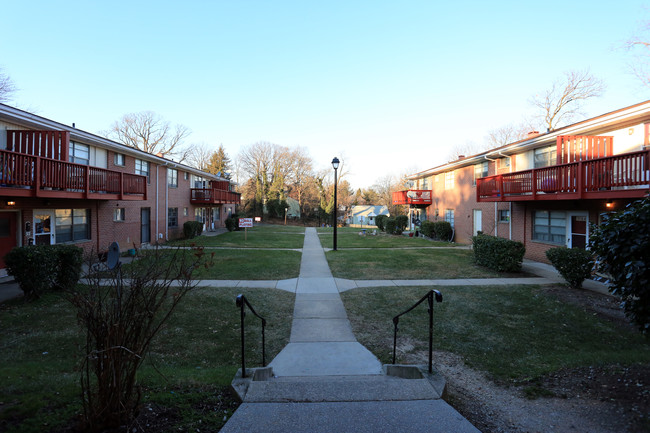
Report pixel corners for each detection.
[348,205,389,227]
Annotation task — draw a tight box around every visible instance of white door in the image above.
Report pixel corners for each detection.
[567,212,588,249]
[473,210,482,236]
[33,210,55,245]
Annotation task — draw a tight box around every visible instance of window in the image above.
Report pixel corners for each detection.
[444,172,454,189]
[55,209,90,243]
[168,168,178,188]
[114,208,125,221]
[499,210,510,223]
[473,162,489,185]
[183,207,188,217]
[135,159,150,183]
[533,210,566,244]
[534,146,556,168]
[422,177,430,189]
[194,176,207,188]
[168,207,178,227]
[184,171,189,180]
[114,153,125,166]
[499,157,510,168]
[69,142,90,165]
[444,209,455,227]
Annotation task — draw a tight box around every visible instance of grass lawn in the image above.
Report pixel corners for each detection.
[168,224,305,249]
[126,248,302,280]
[317,229,455,248]
[341,285,650,382]
[0,287,294,433]
[326,248,502,279]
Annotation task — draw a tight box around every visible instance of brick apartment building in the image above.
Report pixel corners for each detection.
[0,104,239,274]
[394,101,650,263]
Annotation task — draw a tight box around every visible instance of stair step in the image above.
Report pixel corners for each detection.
[244,374,444,403]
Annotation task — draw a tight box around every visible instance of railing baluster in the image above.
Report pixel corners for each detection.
[236,294,267,378]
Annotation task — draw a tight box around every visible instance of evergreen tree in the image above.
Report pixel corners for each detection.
[206,145,232,178]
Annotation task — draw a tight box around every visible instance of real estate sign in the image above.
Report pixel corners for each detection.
[239,218,253,228]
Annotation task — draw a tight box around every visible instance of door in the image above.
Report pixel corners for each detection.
[473,210,482,236]
[0,212,18,269]
[568,213,588,249]
[141,208,151,244]
[34,211,55,245]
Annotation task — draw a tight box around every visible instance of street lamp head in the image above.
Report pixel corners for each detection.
[331,157,340,170]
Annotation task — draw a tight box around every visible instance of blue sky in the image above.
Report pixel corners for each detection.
[2,1,649,187]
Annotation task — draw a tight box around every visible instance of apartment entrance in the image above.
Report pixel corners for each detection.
[34,210,55,245]
[567,212,588,249]
[473,210,482,236]
[141,208,151,244]
[0,212,18,270]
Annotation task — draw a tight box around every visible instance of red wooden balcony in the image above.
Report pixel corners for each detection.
[392,190,433,206]
[191,188,241,205]
[477,149,650,202]
[0,149,147,200]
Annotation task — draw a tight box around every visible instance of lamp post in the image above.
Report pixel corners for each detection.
[284,207,288,225]
[331,157,340,251]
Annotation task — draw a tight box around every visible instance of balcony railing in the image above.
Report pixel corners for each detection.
[191,187,241,205]
[392,189,433,206]
[477,149,650,202]
[0,149,147,200]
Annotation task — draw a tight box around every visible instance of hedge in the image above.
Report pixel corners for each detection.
[472,234,525,272]
[375,215,388,232]
[183,221,203,239]
[5,244,83,299]
[545,247,593,289]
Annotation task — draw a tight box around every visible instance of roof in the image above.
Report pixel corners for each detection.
[406,99,650,180]
[0,103,229,182]
[350,205,389,217]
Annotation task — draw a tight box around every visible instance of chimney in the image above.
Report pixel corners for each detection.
[457,155,466,160]
[527,131,540,139]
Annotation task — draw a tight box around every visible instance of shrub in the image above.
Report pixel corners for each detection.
[590,197,650,334]
[51,245,84,291]
[433,221,453,241]
[5,246,54,299]
[5,245,83,299]
[385,217,396,235]
[375,215,388,231]
[67,246,211,431]
[395,215,409,231]
[472,234,525,272]
[183,220,203,239]
[225,214,242,232]
[545,247,594,289]
[421,220,435,238]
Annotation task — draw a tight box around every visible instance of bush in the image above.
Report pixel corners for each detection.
[183,220,203,239]
[395,215,408,231]
[52,245,84,291]
[545,247,594,289]
[590,197,650,334]
[225,214,242,232]
[385,218,396,235]
[472,234,525,272]
[433,221,453,241]
[5,244,83,299]
[375,215,388,231]
[421,220,435,238]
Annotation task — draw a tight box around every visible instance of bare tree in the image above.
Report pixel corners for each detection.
[185,142,213,171]
[624,20,650,87]
[446,140,489,162]
[530,70,605,131]
[104,111,192,162]
[486,123,530,148]
[0,67,16,103]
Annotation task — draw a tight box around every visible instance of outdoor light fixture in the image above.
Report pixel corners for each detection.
[6,201,16,206]
[332,157,340,251]
[606,201,613,208]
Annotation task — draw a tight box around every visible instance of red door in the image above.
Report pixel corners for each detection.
[0,213,18,269]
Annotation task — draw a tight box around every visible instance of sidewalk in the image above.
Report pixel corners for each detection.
[220,228,481,433]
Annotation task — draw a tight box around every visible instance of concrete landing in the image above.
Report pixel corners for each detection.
[269,342,383,376]
[219,400,481,433]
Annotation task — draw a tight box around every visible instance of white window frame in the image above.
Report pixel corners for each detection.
[444,172,454,190]
[114,153,125,166]
[114,208,125,221]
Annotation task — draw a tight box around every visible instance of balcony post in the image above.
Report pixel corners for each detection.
[577,160,584,199]
[531,170,537,199]
[34,156,41,197]
[119,172,124,200]
[84,166,90,199]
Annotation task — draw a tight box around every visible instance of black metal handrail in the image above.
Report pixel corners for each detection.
[236,294,267,378]
[392,289,443,373]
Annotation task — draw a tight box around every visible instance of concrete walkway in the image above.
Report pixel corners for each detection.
[221,228,481,433]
